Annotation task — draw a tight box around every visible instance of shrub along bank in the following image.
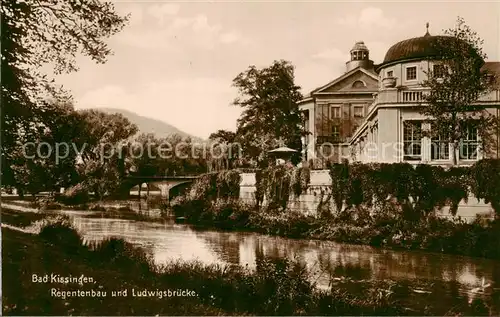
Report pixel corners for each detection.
[169,160,500,260]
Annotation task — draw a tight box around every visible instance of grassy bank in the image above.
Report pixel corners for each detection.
[2,219,410,316]
[3,213,496,315]
[169,199,500,260]
[22,196,166,222]
[1,207,48,228]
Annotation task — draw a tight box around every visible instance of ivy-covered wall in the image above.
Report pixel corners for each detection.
[240,167,334,214]
[240,160,499,220]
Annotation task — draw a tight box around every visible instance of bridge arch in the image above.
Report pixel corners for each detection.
[168,182,191,200]
[123,175,197,200]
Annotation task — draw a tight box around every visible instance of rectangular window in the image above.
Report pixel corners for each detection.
[406,66,417,80]
[431,125,449,160]
[331,125,340,142]
[331,106,341,119]
[460,124,479,160]
[403,121,422,161]
[387,70,393,78]
[353,106,364,118]
[433,64,446,78]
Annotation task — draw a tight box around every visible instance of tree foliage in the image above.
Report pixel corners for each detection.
[232,60,304,165]
[187,170,241,202]
[421,17,499,165]
[254,165,310,211]
[73,109,138,199]
[209,130,237,144]
[10,99,85,195]
[207,130,241,171]
[1,0,129,187]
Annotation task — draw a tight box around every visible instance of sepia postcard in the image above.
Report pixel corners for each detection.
[1,0,500,316]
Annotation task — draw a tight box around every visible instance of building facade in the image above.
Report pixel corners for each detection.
[300,30,500,167]
[298,41,378,167]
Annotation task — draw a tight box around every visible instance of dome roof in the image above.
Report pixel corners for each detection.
[351,41,368,51]
[375,30,481,72]
[380,34,455,67]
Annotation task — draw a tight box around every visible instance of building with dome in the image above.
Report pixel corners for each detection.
[299,26,500,167]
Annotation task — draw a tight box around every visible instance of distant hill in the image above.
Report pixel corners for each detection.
[95,107,201,140]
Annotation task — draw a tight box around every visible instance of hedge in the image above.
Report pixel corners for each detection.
[327,159,500,218]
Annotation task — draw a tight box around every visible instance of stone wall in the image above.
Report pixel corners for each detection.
[239,170,332,215]
[239,170,494,221]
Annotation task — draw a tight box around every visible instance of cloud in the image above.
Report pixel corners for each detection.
[116,11,251,50]
[146,3,180,26]
[336,7,396,29]
[76,78,242,138]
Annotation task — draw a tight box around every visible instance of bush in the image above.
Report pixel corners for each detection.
[38,216,82,254]
[88,238,154,276]
[470,159,500,216]
[57,183,90,205]
[188,170,241,202]
[88,204,107,211]
[31,197,63,210]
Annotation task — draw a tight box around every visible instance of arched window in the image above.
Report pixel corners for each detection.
[352,80,366,88]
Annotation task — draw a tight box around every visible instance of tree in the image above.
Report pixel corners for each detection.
[232,60,304,165]
[208,130,241,171]
[1,0,129,187]
[11,99,86,195]
[77,110,138,198]
[421,17,499,165]
[209,129,237,144]
[128,133,164,197]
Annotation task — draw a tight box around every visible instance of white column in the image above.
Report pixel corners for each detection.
[309,104,316,160]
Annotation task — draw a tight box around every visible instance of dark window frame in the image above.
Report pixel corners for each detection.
[403,120,422,161]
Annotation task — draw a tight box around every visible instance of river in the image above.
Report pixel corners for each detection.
[60,202,500,315]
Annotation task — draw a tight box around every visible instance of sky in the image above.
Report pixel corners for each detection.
[57,0,500,139]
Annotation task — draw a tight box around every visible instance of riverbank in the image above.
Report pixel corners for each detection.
[2,219,413,316]
[169,199,500,261]
[5,194,500,262]
[2,206,48,227]
[1,196,166,222]
[3,205,498,315]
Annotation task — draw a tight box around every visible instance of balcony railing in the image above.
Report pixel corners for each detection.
[366,88,500,117]
[373,88,430,104]
[402,90,426,102]
[316,136,343,144]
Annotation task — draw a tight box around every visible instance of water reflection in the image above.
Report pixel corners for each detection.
[68,212,500,314]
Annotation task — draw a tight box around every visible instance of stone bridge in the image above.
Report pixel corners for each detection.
[125,175,198,200]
